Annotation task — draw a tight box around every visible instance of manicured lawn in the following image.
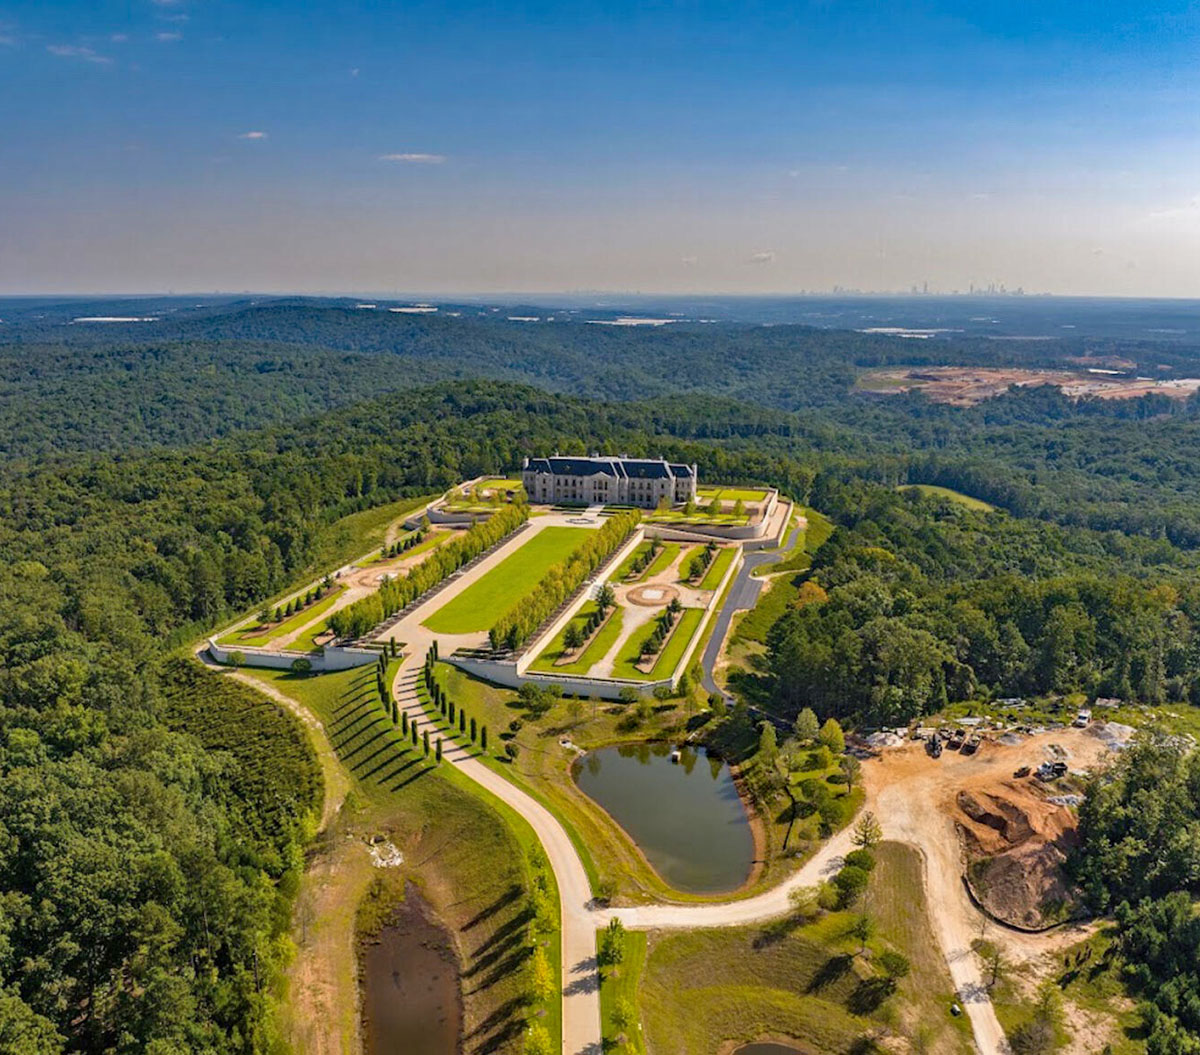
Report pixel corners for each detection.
[636,842,973,1055]
[647,510,750,526]
[528,602,626,675]
[676,545,703,581]
[611,607,704,681]
[422,526,591,633]
[219,587,345,649]
[697,486,771,504]
[637,542,680,580]
[243,663,562,1054]
[699,546,736,591]
[613,540,653,580]
[898,483,996,512]
[598,929,648,1054]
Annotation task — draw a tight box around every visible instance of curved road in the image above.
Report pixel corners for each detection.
[209,502,1009,1055]
[699,514,804,702]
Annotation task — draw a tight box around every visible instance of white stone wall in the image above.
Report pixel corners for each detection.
[205,638,379,672]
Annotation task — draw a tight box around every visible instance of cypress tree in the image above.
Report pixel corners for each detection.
[481,726,488,750]
[423,730,430,756]
[411,722,419,746]
[459,710,466,733]
[470,717,477,742]
[402,711,409,735]
[390,636,397,657]
[391,698,399,724]
[436,738,443,763]
[448,700,456,724]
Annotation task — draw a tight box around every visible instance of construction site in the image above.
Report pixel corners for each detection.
[858,364,1200,406]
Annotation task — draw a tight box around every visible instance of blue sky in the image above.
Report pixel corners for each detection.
[2,1,1199,295]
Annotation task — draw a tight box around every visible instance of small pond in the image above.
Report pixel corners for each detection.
[361,887,462,1055]
[573,742,755,893]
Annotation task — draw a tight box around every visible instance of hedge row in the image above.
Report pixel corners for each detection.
[489,509,641,650]
[328,503,528,640]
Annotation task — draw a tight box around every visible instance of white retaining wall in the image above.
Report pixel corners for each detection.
[206,638,379,672]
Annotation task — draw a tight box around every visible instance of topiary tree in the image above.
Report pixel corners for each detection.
[228,650,245,668]
[291,657,312,674]
[563,623,584,651]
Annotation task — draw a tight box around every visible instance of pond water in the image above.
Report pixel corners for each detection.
[573,742,755,893]
[360,887,462,1055]
[734,1045,805,1055]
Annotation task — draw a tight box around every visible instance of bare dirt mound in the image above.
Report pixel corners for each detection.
[954,783,1082,930]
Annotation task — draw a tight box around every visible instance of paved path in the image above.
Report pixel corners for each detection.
[209,499,1017,1055]
[391,643,603,1055]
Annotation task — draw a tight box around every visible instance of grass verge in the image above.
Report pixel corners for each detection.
[423,526,591,633]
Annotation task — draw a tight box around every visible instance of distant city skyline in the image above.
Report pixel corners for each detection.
[3,1,1199,296]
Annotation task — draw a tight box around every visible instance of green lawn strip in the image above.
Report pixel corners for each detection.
[699,547,737,591]
[647,608,704,677]
[802,507,834,551]
[423,526,591,633]
[613,540,653,581]
[219,587,345,649]
[598,929,648,1054]
[898,483,996,512]
[637,542,680,581]
[528,600,599,671]
[528,601,627,675]
[733,573,802,646]
[243,663,562,1054]
[675,545,702,582]
[647,512,749,526]
[610,607,703,682]
[697,486,771,504]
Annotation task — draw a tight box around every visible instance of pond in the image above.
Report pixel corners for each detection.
[733,1045,805,1055]
[573,742,756,893]
[360,887,462,1055]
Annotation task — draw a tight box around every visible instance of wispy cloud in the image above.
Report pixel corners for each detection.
[238,131,268,140]
[156,30,182,41]
[748,250,776,265]
[47,43,112,65]
[379,152,446,164]
[110,33,129,42]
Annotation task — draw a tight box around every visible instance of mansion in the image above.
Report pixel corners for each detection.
[522,455,698,508]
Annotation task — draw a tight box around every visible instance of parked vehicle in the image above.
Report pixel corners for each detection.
[961,734,981,755]
[1014,765,1031,778]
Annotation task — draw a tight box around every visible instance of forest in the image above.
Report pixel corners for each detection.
[3,299,1200,1051]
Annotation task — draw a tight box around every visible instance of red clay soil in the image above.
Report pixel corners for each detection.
[955,782,1082,929]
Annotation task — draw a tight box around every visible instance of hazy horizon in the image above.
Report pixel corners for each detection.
[4,1,1200,297]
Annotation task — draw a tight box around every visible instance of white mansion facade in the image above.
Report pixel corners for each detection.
[521,455,699,508]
